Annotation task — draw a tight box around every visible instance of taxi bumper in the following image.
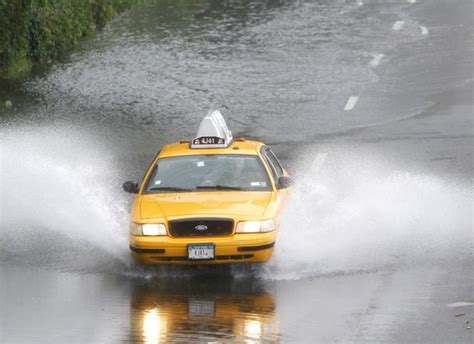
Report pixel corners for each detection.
[129,231,277,265]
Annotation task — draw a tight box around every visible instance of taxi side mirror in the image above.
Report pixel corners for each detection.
[277,176,292,189]
[123,181,139,194]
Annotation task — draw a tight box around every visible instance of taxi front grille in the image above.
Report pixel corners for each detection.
[169,218,234,237]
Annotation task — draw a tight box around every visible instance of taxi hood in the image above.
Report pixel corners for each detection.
[139,192,272,219]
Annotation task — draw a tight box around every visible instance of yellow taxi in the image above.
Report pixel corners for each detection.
[123,111,291,264]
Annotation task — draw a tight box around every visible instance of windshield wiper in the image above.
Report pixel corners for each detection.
[148,186,193,192]
[196,185,243,191]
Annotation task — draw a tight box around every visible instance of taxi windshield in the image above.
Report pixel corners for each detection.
[145,154,272,193]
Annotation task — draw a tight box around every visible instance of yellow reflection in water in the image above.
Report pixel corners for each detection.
[143,308,167,344]
[131,291,278,342]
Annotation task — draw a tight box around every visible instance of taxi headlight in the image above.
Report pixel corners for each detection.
[130,223,167,236]
[236,219,276,233]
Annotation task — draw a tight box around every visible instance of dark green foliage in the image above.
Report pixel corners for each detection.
[0,0,133,78]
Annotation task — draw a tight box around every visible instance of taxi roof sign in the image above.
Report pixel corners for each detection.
[191,110,233,149]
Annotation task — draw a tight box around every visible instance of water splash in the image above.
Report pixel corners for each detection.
[1,134,471,279]
[262,146,472,280]
[0,125,130,272]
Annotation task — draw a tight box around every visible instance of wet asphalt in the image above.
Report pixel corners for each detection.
[0,0,473,343]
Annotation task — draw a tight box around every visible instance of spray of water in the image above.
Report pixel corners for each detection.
[1,130,471,279]
[262,145,472,280]
[0,125,130,272]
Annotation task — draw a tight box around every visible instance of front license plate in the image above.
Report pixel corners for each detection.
[188,244,215,260]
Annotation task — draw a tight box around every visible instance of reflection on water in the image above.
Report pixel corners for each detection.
[129,277,278,343]
[0,266,280,343]
[143,309,166,343]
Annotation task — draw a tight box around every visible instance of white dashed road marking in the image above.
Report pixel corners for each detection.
[370,54,385,68]
[344,96,359,111]
[419,25,429,35]
[447,302,474,308]
[392,21,405,31]
[407,0,417,3]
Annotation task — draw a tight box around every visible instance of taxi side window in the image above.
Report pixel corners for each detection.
[262,147,283,181]
[267,149,284,176]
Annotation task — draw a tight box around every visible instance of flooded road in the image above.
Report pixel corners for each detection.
[1,0,473,342]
